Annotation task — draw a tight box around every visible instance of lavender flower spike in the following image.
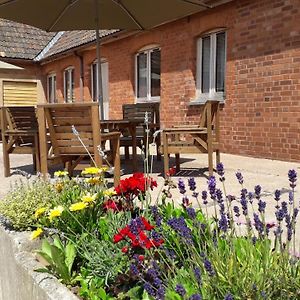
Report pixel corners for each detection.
[236,171,244,185]
[178,178,186,194]
[203,258,215,276]
[288,169,297,188]
[202,190,208,205]
[188,177,197,191]
[175,284,186,297]
[224,294,234,300]
[208,176,217,196]
[216,162,225,181]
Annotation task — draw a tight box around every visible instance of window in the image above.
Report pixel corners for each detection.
[196,31,226,101]
[63,67,74,103]
[135,47,161,101]
[47,73,56,103]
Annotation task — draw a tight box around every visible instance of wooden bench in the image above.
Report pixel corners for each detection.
[162,101,220,176]
[0,106,40,177]
[121,103,161,160]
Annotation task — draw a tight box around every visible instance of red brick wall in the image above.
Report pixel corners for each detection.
[41,0,300,162]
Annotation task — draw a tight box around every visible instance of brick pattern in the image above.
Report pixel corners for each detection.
[41,0,300,162]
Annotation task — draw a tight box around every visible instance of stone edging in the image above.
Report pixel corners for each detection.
[0,221,79,300]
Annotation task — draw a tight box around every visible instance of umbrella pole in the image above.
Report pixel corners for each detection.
[95,0,104,120]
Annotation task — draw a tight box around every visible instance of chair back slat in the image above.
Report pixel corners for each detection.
[1,106,38,145]
[7,106,38,131]
[122,103,160,136]
[38,103,100,158]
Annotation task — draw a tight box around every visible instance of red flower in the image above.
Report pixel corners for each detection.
[121,246,128,253]
[132,239,141,247]
[152,239,164,247]
[138,255,144,261]
[114,173,157,196]
[103,200,122,212]
[141,216,154,231]
[113,225,130,243]
[113,217,164,250]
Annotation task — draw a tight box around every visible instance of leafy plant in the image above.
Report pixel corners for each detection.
[36,236,78,285]
[0,178,58,230]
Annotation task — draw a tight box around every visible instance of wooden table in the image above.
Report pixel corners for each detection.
[100,119,141,172]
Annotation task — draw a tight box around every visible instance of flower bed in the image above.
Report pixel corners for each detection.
[0,165,299,300]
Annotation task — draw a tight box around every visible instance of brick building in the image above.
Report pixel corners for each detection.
[0,0,299,162]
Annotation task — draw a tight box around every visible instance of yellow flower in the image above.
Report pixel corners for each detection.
[85,177,102,185]
[49,206,64,221]
[82,193,97,203]
[55,182,64,193]
[30,228,43,240]
[103,189,117,197]
[82,167,101,176]
[69,202,88,211]
[54,170,69,177]
[34,207,47,219]
[100,166,108,172]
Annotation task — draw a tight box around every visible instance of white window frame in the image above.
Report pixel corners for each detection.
[63,66,74,103]
[47,73,56,103]
[135,46,161,102]
[195,30,227,103]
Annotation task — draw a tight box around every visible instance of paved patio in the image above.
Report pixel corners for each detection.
[0,142,299,233]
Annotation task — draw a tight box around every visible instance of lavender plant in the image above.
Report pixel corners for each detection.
[136,165,300,299]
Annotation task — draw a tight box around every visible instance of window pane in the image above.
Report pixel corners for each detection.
[53,75,56,103]
[64,71,69,102]
[71,69,74,101]
[201,36,211,93]
[216,32,226,92]
[137,53,147,98]
[48,76,52,102]
[150,49,160,97]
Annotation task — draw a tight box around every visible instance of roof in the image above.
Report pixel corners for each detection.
[41,29,119,59]
[0,19,55,59]
[0,18,119,61]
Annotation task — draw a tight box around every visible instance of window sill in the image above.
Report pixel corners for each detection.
[136,97,160,103]
[189,93,225,106]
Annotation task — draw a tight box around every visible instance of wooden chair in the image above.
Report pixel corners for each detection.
[121,103,161,160]
[37,103,121,185]
[0,106,40,177]
[162,101,220,176]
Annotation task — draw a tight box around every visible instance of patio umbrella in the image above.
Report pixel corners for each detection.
[0,0,211,119]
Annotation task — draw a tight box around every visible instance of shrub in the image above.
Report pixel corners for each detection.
[0,178,58,230]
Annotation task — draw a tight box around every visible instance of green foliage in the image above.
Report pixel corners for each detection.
[0,178,58,230]
[79,277,115,300]
[36,236,78,285]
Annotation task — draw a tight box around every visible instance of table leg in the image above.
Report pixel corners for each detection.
[129,124,137,172]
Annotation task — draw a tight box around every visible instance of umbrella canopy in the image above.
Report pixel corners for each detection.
[0,0,211,119]
[0,0,210,31]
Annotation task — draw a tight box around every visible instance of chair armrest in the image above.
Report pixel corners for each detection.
[102,131,121,140]
[163,127,207,134]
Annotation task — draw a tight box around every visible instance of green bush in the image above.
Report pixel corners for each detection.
[0,178,58,230]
